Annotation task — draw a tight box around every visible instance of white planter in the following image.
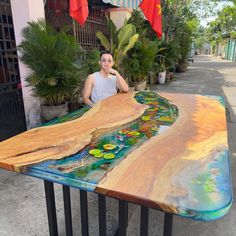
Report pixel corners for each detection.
[41,103,68,121]
[158,71,166,84]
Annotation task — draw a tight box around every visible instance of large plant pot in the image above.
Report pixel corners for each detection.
[166,72,174,81]
[158,71,166,84]
[149,75,156,84]
[176,64,187,72]
[41,103,68,121]
[134,81,147,91]
[129,86,135,91]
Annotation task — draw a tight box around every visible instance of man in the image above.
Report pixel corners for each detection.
[82,51,129,106]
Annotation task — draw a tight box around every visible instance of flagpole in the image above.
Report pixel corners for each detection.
[72,19,77,41]
[72,19,78,59]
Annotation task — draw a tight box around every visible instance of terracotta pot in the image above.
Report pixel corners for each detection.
[166,72,174,81]
[41,103,68,121]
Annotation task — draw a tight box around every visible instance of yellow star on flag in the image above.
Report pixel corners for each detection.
[156,4,162,15]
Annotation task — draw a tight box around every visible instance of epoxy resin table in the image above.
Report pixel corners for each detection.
[0,91,232,236]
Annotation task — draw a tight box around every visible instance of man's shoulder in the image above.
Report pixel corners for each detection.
[87,73,96,80]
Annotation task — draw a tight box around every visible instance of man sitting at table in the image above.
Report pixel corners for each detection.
[82,50,129,106]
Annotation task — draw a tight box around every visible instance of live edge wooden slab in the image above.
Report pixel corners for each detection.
[0,92,147,171]
[0,91,232,221]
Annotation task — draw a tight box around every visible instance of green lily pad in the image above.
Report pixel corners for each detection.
[89,149,101,155]
[151,127,159,132]
[118,129,129,134]
[103,153,115,159]
[94,153,104,158]
[141,116,150,121]
[103,144,117,150]
[147,107,158,112]
[128,131,140,136]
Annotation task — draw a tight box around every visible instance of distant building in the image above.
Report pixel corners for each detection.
[202,42,211,55]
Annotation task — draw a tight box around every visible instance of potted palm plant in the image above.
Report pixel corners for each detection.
[123,36,159,90]
[175,23,193,73]
[157,55,166,84]
[18,20,81,120]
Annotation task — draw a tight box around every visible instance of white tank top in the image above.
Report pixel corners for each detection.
[90,72,117,103]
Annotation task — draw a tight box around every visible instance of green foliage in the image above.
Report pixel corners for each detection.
[82,50,100,75]
[127,10,146,34]
[18,20,81,106]
[206,4,236,43]
[127,10,157,40]
[123,37,162,83]
[96,16,139,69]
[162,0,197,41]
[156,40,181,71]
[194,26,206,50]
[175,22,193,63]
[231,32,236,39]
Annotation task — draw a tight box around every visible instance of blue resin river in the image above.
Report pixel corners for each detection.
[27,91,179,191]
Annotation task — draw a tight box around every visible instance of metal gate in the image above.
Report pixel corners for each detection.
[0,0,27,141]
[45,0,109,51]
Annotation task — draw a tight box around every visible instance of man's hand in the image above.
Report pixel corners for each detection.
[109,68,118,75]
[109,69,129,92]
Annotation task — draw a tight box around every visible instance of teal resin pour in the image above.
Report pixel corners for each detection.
[205,95,225,107]
[26,91,178,191]
[41,106,91,126]
[173,150,232,221]
[170,95,232,220]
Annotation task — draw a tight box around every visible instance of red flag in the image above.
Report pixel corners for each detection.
[139,0,162,38]
[69,0,88,26]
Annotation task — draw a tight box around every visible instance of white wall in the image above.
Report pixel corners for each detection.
[10,0,45,129]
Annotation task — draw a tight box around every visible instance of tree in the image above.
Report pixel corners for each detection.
[206,3,236,44]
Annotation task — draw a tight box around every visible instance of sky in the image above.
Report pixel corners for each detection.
[200,1,234,27]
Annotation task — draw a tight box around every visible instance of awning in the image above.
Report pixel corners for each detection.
[102,0,142,9]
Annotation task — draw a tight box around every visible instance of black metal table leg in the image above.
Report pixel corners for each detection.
[98,194,106,236]
[80,190,89,236]
[140,206,149,236]
[44,180,58,236]
[163,213,173,236]
[63,185,73,236]
[115,199,128,236]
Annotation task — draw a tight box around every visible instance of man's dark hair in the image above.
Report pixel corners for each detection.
[100,50,113,58]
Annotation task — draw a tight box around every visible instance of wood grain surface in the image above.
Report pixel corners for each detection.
[95,93,228,212]
[0,92,148,171]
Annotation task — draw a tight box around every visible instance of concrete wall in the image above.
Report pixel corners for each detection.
[10,0,45,129]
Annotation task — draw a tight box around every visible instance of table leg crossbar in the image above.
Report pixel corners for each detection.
[44,181,173,236]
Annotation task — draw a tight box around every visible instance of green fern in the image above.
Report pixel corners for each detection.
[18,20,82,106]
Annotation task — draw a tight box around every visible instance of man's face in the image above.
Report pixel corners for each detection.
[99,53,114,72]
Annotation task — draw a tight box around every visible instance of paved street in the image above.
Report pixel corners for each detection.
[0,55,236,236]
[131,54,236,236]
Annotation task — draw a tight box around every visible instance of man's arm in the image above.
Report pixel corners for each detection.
[82,75,94,106]
[109,69,129,92]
